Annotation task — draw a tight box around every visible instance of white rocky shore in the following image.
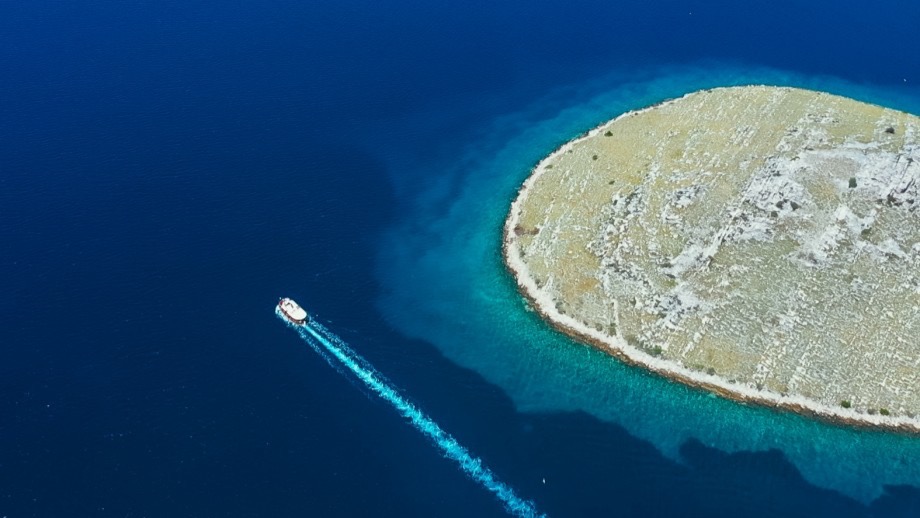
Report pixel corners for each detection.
[504,86,920,432]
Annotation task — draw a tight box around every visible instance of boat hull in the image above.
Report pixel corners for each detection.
[278,298,309,325]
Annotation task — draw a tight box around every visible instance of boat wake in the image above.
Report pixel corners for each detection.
[275,308,545,518]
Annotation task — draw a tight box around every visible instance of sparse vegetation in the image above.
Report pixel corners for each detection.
[510,86,920,431]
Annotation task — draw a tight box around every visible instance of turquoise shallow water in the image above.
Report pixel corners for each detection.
[7,0,920,514]
[375,63,920,502]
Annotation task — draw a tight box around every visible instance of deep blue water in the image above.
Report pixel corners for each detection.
[3,1,920,516]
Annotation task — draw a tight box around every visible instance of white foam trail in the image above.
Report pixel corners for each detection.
[276,311,343,376]
[276,311,545,518]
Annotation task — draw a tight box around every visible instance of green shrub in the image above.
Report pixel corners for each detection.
[841,400,852,409]
[848,177,857,188]
[604,130,613,137]
[880,408,890,416]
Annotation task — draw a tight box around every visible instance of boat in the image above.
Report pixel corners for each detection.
[278,297,309,325]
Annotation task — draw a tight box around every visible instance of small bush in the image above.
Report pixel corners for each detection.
[649,345,663,357]
[604,130,613,137]
[880,408,890,416]
[706,367,716,375]
[592,154,598,161]
[848,177,857,188]
[841,400,852,409]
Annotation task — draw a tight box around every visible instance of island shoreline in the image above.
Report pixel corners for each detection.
[501,87,920,435]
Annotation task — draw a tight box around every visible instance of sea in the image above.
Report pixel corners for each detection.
[3,1,920,516]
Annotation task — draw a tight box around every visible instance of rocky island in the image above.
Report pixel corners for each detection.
[504,86,920,432]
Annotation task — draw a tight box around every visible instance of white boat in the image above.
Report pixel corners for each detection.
[278,297,308,324]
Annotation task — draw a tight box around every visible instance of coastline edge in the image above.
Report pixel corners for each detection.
[501,86,920,435]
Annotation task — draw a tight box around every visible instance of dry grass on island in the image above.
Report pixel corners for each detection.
[504,86,920,432]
